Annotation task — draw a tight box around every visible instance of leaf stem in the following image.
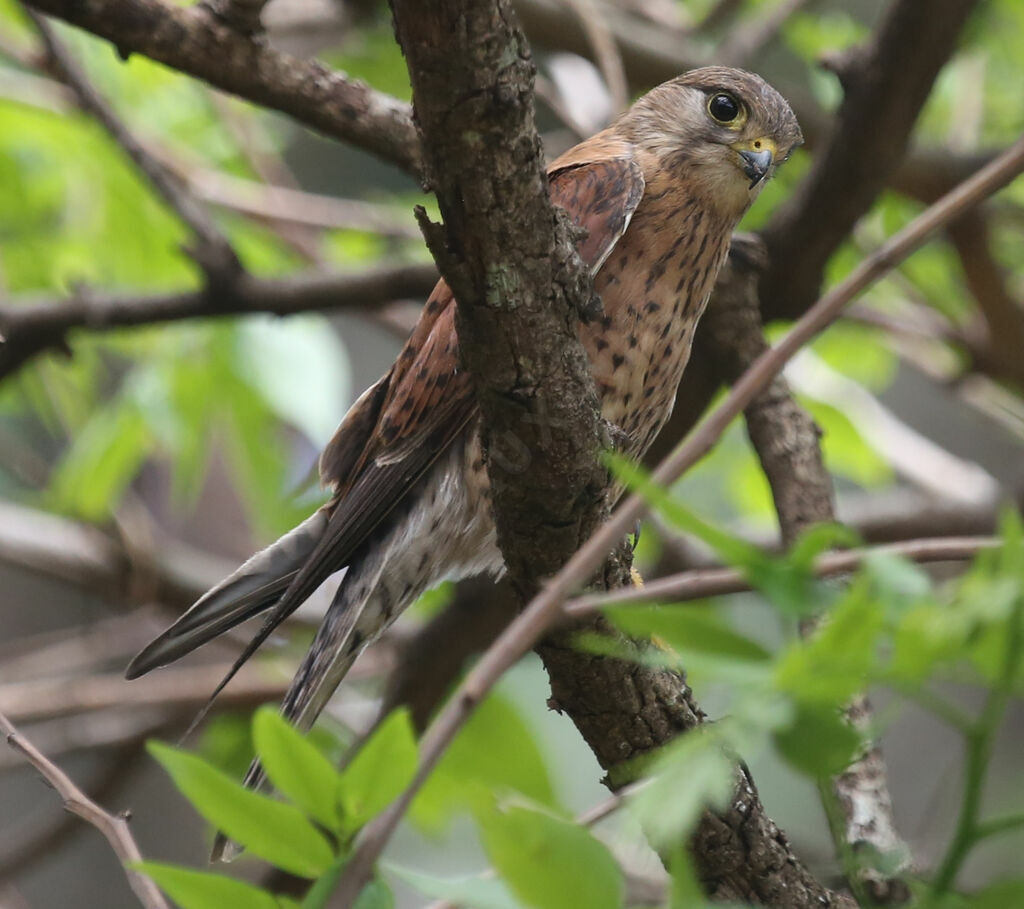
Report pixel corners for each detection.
[930,604,1023,895]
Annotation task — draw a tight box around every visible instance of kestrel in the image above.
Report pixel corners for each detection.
[128,66,801,783]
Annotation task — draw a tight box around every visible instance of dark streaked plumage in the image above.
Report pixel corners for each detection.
[128,66,801,816]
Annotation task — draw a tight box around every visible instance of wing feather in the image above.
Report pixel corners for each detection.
[127,142,646,690]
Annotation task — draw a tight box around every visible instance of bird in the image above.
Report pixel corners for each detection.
[127,66,801,789]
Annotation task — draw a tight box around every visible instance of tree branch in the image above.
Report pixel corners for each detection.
[24,0,422,177]
[0,712,170,909]
[0,263,438,379]
[760,0,983,320]
[390,0,605,597]
[26,9,242,283]
[563,536,997,616]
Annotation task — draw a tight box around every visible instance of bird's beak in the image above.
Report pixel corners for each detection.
[732,138,776,188]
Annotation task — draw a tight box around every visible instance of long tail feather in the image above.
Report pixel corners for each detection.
[125,509,329,679]
[211,574,371,862]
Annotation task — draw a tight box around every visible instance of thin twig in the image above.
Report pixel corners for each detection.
[184,170,422,239]
[0,741,155,880]
[564,537,997,616]
[718,0,817,66]
[0,712,170,909]
[332,133,1024,902]
[25,9,242,282]
[558,0,628,115]
[24,0,423,177]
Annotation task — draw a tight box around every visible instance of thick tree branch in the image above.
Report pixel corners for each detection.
[391,0,605,595]
[0,263,438,379]
[24,0,422,176]
[760,0,982,320]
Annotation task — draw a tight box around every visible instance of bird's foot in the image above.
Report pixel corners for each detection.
[600,418,632,452]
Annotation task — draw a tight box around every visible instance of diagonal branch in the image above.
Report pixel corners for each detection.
[26,9,241,282]
[0,712,170,909]
[24,0,422,177]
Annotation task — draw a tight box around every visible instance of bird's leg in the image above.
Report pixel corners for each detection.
[599,417,632,452]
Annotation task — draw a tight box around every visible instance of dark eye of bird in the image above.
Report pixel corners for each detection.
[708,93,740,123]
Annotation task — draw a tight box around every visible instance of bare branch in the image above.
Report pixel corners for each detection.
[0,263,438,380]
[24,0,422,177]
[25,10,242,282]
[947,209,1024,388]
[558,0,628,115]
[336,131,1024,901]
[0,712,170,909]
[718,0,818,67]
[0,664,289,724]
[564,536,997,616]
[183,169,422,239]
[0,742,153,882]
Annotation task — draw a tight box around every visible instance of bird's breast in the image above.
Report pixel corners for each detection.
[581,193,732,459]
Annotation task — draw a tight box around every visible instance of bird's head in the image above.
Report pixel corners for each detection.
[621,66,803,216]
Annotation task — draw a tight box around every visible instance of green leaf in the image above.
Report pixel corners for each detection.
[628,730,735,850]
[412,691,558,832]
[787,523,863,575]
[132,862,281,909]
[773,704,862,777]
[606,454,767,572]
[605,604,771,665]
[253,707,342,832]
[775,578,884,704]
[475,799,623,909]
[353,879,395,909]
[384,863,522,909]
[148,741,334,878]
[668,848,710,909]
[338,708,418,830]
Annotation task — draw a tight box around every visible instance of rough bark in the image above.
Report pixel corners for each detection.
[390,0,607,595]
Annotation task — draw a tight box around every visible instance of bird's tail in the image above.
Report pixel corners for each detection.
[211,556,385,861]
[125,509,331,680]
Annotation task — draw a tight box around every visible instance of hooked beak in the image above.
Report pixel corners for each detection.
[732,138,776,188]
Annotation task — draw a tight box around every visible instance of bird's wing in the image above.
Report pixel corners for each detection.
[126,142,645,689]
[546,134,646,272]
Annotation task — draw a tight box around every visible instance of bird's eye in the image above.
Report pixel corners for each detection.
[707,92,740,123]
